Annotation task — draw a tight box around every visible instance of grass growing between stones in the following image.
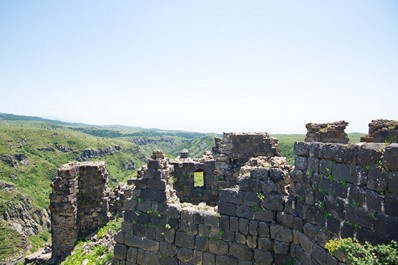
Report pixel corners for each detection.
[62,218,122,265]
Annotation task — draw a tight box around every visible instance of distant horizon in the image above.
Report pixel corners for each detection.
[0,111,368,135]
[1,1,396,134]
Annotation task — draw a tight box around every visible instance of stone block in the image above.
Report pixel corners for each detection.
[312,245,328,265]
[325,195,345,219]
[295,245,311,265]
[218,201,237,216]
[277,212,294,228]
[273,240,290,255]
[383,143,398,170]
[229,243,254,260]
[204,213,219,227]
[324,144,346,162]
[115,231,124,244]
[262,179,278,194]
[195,235,209,251]
[177,248,193,263]
[308,157,320,173]
[258,237,271,250]
[298,232,313,253]
[203,252,215,265]
[270,224,293,242]
[254,249,273,265]
[193,250,203,265]
[244,192,260,207]
[250,167,270,180]
[247,235,257,248]
[237,205,255,219]
[332,164,352,183]
[270,168,285,183]
[388,172,398,194]
[216,255,238,265]
[367,167,388,192]
[349,186,366,206]
[351,166,368,186]
[385,193,398,217]
[309,142,325,158]
[175,231,195,249]
[220,188,243,204]
[249,220,258,235]
[264,194,284,211]
[114,243,126,260]
[239,176,262,192]
[327,216,341,236]
[235,232,246,244]
[209,240,229,255]
[223,230,235,241]
[295,157,308,171]
[343,144,360,165]
[357,143,384,166]
[239,218,249,235]
[294,142,310,156]
[220,215,229,230]
[126,247,137,262]
[230,217,239,232]
[255,209,275,222]
[258,222,270,238]
[165,228,175,243]
[303,223,319,240]
[159,241,176,257]
[146,179,166,190]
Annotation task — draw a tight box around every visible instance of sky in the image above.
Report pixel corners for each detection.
[0,1,397,134]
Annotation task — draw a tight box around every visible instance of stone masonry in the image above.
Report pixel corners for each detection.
[113,128,398,265]
[360,119,398,143]
[49,162,110,262]
[305,120,349,143]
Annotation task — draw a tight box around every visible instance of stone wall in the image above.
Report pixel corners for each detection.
[113,137,398,265]
[49,162,111,262]
[212,132,281,190]
[361,119,398,143]
[113,153,294,265]
[291,142,398,264]
[305,121,349,143]
[170,159,218,206]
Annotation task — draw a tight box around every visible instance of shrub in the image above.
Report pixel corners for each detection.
[325,238,398,265]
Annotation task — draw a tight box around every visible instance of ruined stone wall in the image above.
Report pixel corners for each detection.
[291,142,398,264]
[170,160,218,206]
[113,156,294,265]
[361,119,398,143]
[213,132,281,190]
[50,162,110,261]
[113,139,398,265]
[50,164,79,261]
[305,120,349,143]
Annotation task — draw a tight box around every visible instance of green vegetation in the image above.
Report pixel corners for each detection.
[0,220,28,262]
[326,238,398,265]
[272,133,365,165]
[194,171,204,187]
[62,218,122,265]
[271,134,305,164]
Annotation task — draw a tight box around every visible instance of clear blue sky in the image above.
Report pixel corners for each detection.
[0,1,397,133]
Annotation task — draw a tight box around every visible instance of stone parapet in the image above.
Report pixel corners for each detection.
[305,120,349,143]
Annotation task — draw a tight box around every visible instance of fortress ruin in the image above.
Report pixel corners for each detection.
[50,120,398,264]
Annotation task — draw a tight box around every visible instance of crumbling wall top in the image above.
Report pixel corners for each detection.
[361,119,398,143]
[305,120,349,143]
